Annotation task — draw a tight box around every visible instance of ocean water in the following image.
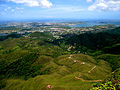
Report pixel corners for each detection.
[0,20,120,28]
[68,21,120,27]
[0,26,9,28]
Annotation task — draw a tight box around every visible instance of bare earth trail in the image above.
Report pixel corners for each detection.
[75,76,102,82]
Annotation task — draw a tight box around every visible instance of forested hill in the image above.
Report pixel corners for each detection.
[53,27,120,53]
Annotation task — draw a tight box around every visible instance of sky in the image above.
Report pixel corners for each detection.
[0,0,120,21]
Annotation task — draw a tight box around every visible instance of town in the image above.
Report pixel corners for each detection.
[0,22,117,39]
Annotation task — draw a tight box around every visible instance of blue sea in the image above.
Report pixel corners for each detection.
[68,21,120,27]
[0,26,9,28]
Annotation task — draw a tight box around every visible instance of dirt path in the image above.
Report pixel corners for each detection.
[88,66,96,73]
[75,76,102,82]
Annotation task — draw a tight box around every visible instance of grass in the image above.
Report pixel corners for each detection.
[3,74,94,90]
[1,54,112,90]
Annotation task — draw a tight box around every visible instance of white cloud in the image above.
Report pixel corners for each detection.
[7,0,53,8]
[4,7,24,14]
[86,0,92,3]
[88,0,120,11]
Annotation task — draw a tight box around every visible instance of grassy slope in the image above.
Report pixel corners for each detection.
[2,54,112,90]
[1,31,119,90]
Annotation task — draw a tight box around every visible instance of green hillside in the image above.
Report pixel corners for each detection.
[91,68,120,90]
[0,28,120,90]
[1,54,111,90]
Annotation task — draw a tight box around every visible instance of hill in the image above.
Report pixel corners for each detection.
[0,29,120,90]
[0,54,111,90]
[91,68,120,90]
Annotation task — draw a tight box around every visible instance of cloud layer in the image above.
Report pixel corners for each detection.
[7,0,53,8]
[88,0,120,11]
[2,0,120,11]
